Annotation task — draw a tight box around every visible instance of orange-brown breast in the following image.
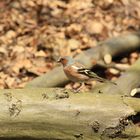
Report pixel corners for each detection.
[63,65,89,82]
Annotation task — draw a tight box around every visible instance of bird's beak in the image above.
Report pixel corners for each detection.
[57,58,61,63]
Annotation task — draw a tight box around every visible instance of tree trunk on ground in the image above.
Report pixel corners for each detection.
[0,88,140,140]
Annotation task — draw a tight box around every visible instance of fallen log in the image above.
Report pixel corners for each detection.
[0,88,140,140]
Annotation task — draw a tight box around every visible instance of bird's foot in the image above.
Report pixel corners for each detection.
[73,88,81,93]
[72,83,85,93]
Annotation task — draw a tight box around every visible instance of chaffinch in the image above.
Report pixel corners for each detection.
[58,56,116,92]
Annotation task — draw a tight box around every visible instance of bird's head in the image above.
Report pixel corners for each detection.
[57,56,74,66]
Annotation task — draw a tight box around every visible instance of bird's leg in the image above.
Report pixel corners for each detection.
[73,82,85,93]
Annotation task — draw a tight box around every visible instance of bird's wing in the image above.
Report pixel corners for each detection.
[78,68,117,85]
[78,68,103,80]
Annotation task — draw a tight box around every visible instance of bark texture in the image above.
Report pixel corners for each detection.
[0,88,140,140]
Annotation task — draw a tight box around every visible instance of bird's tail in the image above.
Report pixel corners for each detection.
[89,72,117,85]
[96,77,117,85]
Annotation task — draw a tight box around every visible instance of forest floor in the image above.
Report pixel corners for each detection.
[0,0,140,89]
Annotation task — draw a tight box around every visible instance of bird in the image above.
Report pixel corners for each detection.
[57,56,116,92]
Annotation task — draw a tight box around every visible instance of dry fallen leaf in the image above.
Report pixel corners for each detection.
[0,47,7,54]
[85,20,104,34]
[5,77,15,88]
[67,39,81,50]
[5,30,17,39]
[34,50,46,57]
